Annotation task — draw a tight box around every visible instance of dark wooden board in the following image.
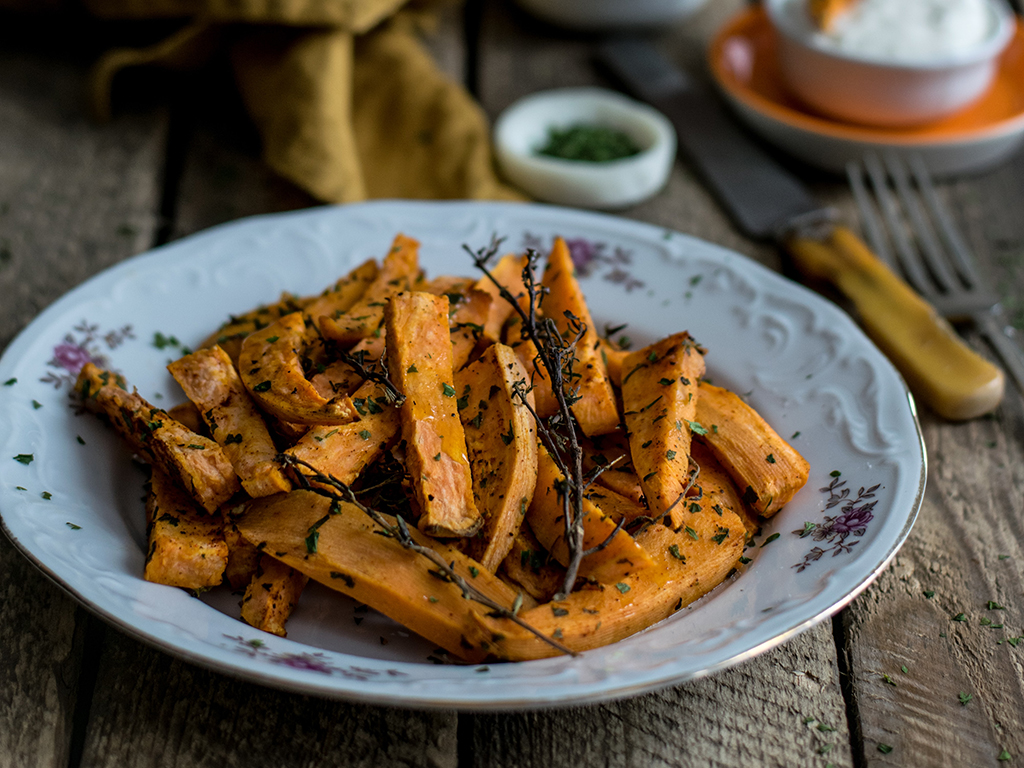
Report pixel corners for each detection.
[0,15,168,768]
[840,152,1024,766]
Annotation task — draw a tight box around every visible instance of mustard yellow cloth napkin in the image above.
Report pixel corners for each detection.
[83,0,522,203]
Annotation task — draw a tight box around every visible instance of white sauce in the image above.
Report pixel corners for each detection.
[805,0,998,62]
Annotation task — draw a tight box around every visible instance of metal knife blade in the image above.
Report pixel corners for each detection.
[598,38,827,240]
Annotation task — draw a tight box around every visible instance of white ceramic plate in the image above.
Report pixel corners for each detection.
[0,201,925,709]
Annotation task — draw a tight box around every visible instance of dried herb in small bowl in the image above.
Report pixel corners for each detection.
[536,124,641,163]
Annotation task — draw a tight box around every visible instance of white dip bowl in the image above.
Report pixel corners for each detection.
[765,0,1016,127]
[494,88,676,210]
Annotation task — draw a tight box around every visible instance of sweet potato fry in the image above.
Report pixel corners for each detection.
[240,554,308,637]
[284,379,401,486]
[386,291,482,537]
[144,470,228,590]
[504,330,559,418]
[238,312,358,426]
[300,258,379,336]
[690,441,760,536]
[236,490,519,661]
[622,333,705,528]
[499,527,565,603]
[224,522,261,591]
[694,382,810,517]
[319,233,419,346]
[541,237,620,436]
[456,343,538,571]
[200,291,310,363]
[76,363,240,512]
[528,445,654,584]
[478,492,747,660]
[474,253,529,343]
[169,346,291,498]
[581,431,644,504]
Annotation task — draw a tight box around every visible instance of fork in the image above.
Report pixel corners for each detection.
[847,152,1024,399]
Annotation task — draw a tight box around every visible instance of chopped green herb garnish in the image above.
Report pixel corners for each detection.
[924,590,935,598]
[253,380,272,392]
[407,365,418,373]
[359,429,371,440]
[615,582,631,594]
[766,453,776,464]
[959,691,973,705]
[442,382,456,397]
[760,532,780,547]
[668,544,686,561]
[988,601,1005,610]
[686,420,709,436]
[3,378,16,386]
[878,744,893,754]
[66,522,81,530]
[953,613,968,622]
[13,454,33,465]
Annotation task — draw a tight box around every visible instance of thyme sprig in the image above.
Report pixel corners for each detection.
[467,236,595,600]
[279,454,577,658]
[334,347,406,406]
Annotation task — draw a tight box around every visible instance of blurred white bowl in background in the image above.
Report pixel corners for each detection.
[494,88,676,210]
[513,0,710,31]
[765,0,1016,127]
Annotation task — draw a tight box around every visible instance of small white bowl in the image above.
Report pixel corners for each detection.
[765,0,1016,127]
[513,0,709,31]
[493,88,676,210]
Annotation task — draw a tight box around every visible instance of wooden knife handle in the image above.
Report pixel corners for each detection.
[786,225,1004,421]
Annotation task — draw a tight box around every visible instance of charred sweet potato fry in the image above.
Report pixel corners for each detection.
[169,346,290,498]
[224,523,261,591]
[76,363,240,512]
[386,292,481,537]
[456,343,538,571]
[541,237,620,436]
[236,490,518,661]
[239,312,358,426]
[319,233,419,345]
[694,382,809,517]
[240,554,308,637]
[622,333,705,529]
[143,470,228,590]
[528,445,654,584]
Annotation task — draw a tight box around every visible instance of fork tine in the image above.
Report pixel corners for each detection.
[882,152,959,293]
[908,154,983,290]
[863,152,934,295]
[846,160,896,269]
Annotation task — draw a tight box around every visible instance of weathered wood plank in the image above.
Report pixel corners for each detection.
[78,634,457,768]
[469,622,852,768]
[840,153,1024,766]
[0,15,167,768]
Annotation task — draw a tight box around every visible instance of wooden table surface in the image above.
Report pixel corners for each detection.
[3,1,1024,766]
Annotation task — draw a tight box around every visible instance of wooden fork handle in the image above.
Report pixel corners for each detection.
[786,225,1005,421]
